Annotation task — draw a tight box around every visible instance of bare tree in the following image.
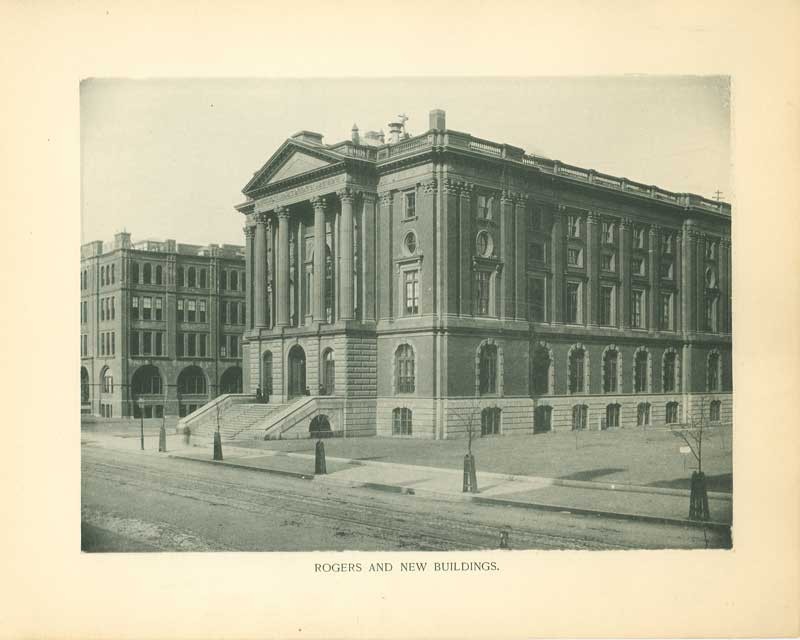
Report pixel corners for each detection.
[670,396,711,520]
[450,398,482,493]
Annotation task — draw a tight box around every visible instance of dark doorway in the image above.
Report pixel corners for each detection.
[310,414,332,437]
[288,345,306,398]
[534,405,552,433]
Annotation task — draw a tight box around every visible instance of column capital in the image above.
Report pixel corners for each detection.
[457,180,474,197]
[378,190,393,206]
[648,224,661,237]
[254,211,269,225]
[275,205,290,219]
[309,195,327,211]
[337,187,355,203]
[501,189,516,204]
[360,191,378,204]
[514,192,528,206]
[422,178,437,194]
[620,217,633,230]
[243,225,256,239]
[587,210,601,224]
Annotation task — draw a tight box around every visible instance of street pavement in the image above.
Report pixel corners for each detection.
[81,430,732,551]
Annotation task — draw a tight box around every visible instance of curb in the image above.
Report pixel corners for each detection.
[235,447,732,501]
[169,454,315,480]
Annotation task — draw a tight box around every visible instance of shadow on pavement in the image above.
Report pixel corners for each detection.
[647,472,732,493]
[559,467,627,482]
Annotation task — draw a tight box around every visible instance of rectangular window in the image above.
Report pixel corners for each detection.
[529,241,545,263]
[155,331,163,356]
[600,286,614,326]
[100,333,105,356]
[660,292,673,330]
[528,277,545,322]
[475,271,491,316]
[567,216,580,238]
[142,331,152,355]
[177,299,184,322]
[638,403,652,426]
[705,295,717,332]
[100,300,105,321]
[567,247,582,267]
[666,402,679,424]
[404,270,419,315]
[631,257,645,276]
[221,301,228,324]
[477,195,491,220]
[602,221,615,244]
[155,297,163,321]
[566,282,580,324]
[601,253,615,272]
[229,335,239,358]
[633,226,645,249]
[187,299,196,322]
[404,191,416,219]
[130,331,139,356]
[198,300,206,323]
[530,208,543,230]
[187,333,196,357]
[131,296,139,320]
[111,332,115,355]
[662,234,673,255]
[142,297,152,320]
[631,290,645,328]
[198,333,207,357]
[111,296,115,319]
[176,333,184,357]
[660,260,673,279]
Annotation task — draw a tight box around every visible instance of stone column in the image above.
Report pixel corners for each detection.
[648,225,660,333]
[696,233,707,332]
[275,206,290,327]
[551,206,565,323]
[377,191,393,320]
[361,192,377,321]
[586,212,600,326]
[514,194,528,321]
[244,223,255,329]
[682,222,697,334]
[253,213,268,327]
[310,196,327,323]
[499,191,515,320]
[338,188,355,320]
[720,236,731,333]
[458,182,474,316]
[620,217,632,329]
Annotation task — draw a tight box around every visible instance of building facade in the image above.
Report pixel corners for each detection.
[232,109,731,439]
[80,233,246,418]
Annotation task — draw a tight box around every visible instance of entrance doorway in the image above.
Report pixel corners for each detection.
[534,405,552,433]
[288,345,306,398]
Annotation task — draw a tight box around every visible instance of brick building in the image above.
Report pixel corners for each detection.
[80,233,246,418]
[202,109,731,440]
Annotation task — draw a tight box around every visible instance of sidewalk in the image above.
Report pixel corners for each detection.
[167,440,732,530]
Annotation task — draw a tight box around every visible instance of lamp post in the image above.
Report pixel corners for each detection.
[137,397,144,451]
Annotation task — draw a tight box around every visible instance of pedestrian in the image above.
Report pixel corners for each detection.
[183,425,191,445]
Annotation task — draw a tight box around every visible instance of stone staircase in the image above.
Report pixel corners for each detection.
[217,403,287,440]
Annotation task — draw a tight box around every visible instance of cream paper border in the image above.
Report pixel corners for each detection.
[1,1,799,638]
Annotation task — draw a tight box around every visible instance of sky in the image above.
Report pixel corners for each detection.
[80,77,730,247]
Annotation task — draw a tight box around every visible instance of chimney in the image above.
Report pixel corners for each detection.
[387,121,403,144]
[114,231,131,250]
[429,109,446,131]
[351,123,360,144]
[291,130,324,145]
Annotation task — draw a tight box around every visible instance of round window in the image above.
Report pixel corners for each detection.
[705,267,717,288]
[476,231,494,257]
[404,231,417,255]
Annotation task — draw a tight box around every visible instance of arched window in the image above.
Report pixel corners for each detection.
[663,350,678,392]
[220,366,243,394]
[321,349,335,395]
[155,265,163,285]
[606,403,620,428]
[568,346,586,394]
[707,351,721,391]
[637,402,651,426]
[481,407,501,435]
[188,267,196,288]
[132,365,162,395]
[101,368,114,394]
[143,263,152,284]
[603,348,619,393]
[530,343,551,395]
[572,404,588,431]
[178,366,207,395]
[395,344,415,393]
[100,267,106,286]
[634,349,649,393]
[131,262,139,284]
[199,268,207,288]
[81,367,90,404]
[392,407,412,436]
[479,344,498,395]
[177,266,184,287]
[665,401,680,424]
[710,400,721,422]
[230,271,239,291]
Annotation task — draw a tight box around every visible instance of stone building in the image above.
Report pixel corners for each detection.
[80,233,246,418]
[211,109,731,440]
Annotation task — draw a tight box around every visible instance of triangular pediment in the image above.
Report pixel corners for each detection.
[267,152,331,184]
[243,140,345,195]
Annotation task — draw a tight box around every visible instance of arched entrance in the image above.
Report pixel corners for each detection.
[321,349,335,395]
[219,366,243,394]
[177,365,208,417]
[310,414,332,437]
[288,345,306,398]
[131,365,164,419]
[81,367,90,405]
[261,351,273,397]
